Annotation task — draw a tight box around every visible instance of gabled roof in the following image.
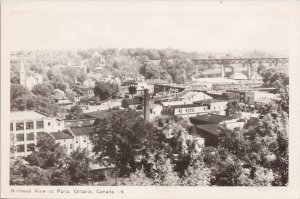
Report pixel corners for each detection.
[68,126,94,137]
[50,131,73,140]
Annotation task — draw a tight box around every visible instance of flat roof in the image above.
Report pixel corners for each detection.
[10,110,50,121]
[195,124,223,136]
[190,113,234,124]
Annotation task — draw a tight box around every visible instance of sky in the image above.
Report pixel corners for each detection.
[5,1,293,54]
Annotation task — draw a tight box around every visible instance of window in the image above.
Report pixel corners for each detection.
[36,121,44,129]
[16,145,25,152]
[26,121,34,130]
[48,122,51,126]
[16,122,24,131]
[27,144,35,152]
[16,134,24,142]
[26,133,34,141]
[76,138,79,143]
[70,144,72,149]
[83,137,87,143]
[10,123,13,131]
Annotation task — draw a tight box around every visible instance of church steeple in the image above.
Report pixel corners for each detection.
[19,59,26,87]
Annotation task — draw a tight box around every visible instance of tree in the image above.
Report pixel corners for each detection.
[10,83,29,101]
[32,82,54,97]
[10,159,51,185]
[181,157,211,186]
[226,101,242,117]
[68,148,91,184]
[67,105,84,119]
[128,85,137,97]
[94,81,119,101]
[25,132,67,169]
[91,109,162,176]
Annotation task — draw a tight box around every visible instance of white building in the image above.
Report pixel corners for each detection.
[10,110,64,157]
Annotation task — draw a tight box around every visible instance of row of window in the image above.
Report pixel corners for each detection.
[10,121,44,131]
[15,133,36,142]
[16,144,35,153]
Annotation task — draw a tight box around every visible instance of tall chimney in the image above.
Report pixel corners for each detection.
[144,89,150,122]
[221,64,225,78]
[247,63,251,80]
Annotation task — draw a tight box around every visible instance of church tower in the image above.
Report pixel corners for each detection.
[19,59,26,87]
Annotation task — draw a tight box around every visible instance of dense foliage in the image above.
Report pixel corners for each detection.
[10,133,91,185]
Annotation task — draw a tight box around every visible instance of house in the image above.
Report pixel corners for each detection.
[65,126,95,153]
[83,78,96,88]
[70,86,94,102]
[10,110,64,157]
[50,131,74,155]
[149,103,163,121]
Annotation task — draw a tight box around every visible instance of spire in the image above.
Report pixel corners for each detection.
[19,59,26,87]
[20,59,25,73]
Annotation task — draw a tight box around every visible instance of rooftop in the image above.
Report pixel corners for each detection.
[190,113,234,124]
[68,126,94,136]
[50,131,73,140]
[193,99,228,104]
[10,110,51,121]
[169,104,206,109]
[83,109,119,120]
[195,124,223,136]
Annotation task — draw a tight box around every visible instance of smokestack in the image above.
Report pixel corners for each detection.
[247,64,251,80]
[221,64,225,78]
[144,89,150,122]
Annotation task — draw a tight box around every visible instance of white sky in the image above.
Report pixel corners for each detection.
[6,1,293,54]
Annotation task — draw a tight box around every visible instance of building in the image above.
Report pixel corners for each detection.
[149,103,163,121]
[83,78,96,87]
[19,60,43,91]
[191,113,245,147]
[70,86,94,102]
[65,126,94,153]
[162,104,208,117]
[50,131,74,155]
[169,90,212,102]
[154,84,185,95]
[64,118,96,129]
[190,113,238,125]
[193,99,228,115]
[224,90,255,105]
[10,110,64,157]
